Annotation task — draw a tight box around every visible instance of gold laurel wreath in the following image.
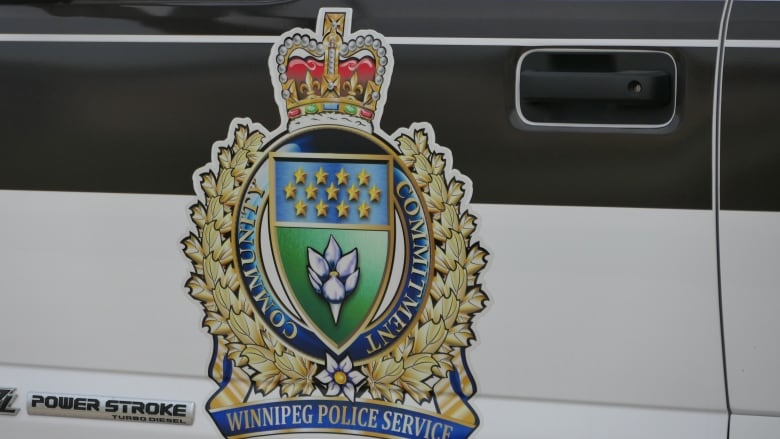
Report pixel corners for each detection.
[361,128,488,407]
[184,123,488,410]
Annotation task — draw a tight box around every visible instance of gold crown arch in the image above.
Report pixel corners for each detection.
[278,11,385,121]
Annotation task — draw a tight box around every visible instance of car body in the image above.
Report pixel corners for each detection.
[0,1,778,438]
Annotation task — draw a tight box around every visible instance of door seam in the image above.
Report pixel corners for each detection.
[713,0,734,436]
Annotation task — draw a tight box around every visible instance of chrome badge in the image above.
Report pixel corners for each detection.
[183,8,489,438]
[26,392,195,425]
[0,388,19,415]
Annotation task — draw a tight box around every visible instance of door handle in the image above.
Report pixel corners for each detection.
[520,70,672,104]
[515,50,678,127]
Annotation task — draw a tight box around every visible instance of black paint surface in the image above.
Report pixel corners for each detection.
[727,0,780,40]
[721,48,780,212]
[0,2,724,209]
[0,0,724,39]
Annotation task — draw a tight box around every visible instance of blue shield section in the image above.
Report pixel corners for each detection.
[273,156,390,227]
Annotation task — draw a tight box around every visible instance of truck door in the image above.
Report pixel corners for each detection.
[0,1,731,438]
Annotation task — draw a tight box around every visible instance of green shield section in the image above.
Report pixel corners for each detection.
[276,227,389,347]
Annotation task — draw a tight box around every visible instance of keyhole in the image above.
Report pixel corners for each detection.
[628,80,643,93]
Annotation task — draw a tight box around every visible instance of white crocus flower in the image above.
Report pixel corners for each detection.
[307,235,359,323]
[316,353,365,402]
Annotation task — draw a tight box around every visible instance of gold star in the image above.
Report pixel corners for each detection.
[294,199,307,216]
[315,199,328,217]
[336,168,349,185]
[357,168,370,186]
[305,183,318,200]
[347,184,360,201]
[315,167,328,185]
[326,183,339,200]
[368,184,381,202]
[284,182,296,199]
[336,200,349,218]
[358,201,370,219]
[293,167,307,184]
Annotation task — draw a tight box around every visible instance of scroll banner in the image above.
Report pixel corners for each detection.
[207,342,479,437]
[210,398,474,439]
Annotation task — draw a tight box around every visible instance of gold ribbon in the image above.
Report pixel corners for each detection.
[432,350,477,426]
[208,337,253,410]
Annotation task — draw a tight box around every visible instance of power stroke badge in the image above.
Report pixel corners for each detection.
[27,392,195,425]
[183,8,489,438]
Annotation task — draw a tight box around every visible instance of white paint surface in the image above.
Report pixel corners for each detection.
[0,190,210,377]
[720,210,780,416]
[730,414,780,439]
[470,203,725,411]
[0,190,727,435]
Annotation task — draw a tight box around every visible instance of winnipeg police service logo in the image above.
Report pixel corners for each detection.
[183,8,488,439]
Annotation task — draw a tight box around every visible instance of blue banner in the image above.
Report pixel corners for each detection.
[211,399,475,439]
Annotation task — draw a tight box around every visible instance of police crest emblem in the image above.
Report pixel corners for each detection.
[183,8,488,438]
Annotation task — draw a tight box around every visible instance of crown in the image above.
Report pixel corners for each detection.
[273,9,391,128]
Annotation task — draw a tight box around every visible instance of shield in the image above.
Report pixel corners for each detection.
[269,152,393,351]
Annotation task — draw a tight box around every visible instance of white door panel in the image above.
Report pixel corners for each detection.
[471,203,725,411]
[720,210,780,416]
[0,190,726,414]
[0,190,210,377]
[478,397,726,439]
[730,414,780,439]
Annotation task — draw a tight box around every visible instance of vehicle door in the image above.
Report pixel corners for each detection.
[0,1,729,438]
